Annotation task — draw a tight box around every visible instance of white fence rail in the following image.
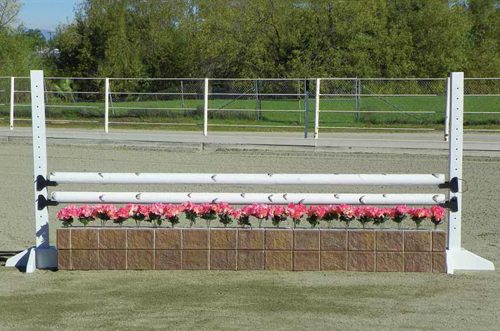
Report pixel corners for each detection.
[2,76,499,138]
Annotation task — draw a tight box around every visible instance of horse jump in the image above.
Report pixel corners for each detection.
[6,71,494,274]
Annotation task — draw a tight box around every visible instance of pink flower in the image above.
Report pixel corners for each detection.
[430,206,445,221]
[163,204,182,219]
[56,205,78,221]
[148,203,165,217]
[337,204,355,219]
[287,203,307,220]
[77,205,94,219]
[395,205,409,216]
[214,202,233,216]
[307,205,327,218]
[93,204,117,220]
[249,204,270,219]
[430,206,446,228]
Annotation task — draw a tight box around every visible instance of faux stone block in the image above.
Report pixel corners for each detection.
[348,252,375,272]
[376,252,404,272]
[57,249,71,270]
[182,229,209,250]
[321,251,347,271]
[99,250,126,270]
[155,250,182,270]
[294,229,319,251]
[238,250,264,270]
[265,251,292,270]
[99,229,126,250]
[265,229,293,250]
[404,252,432,272]
[156,229,181,250]
[238,229,264,250]
[182,250,209,270]
[127,250,154,270]
[376,231,403,251]
[71,229,98,250]
[432,252,447,273]
[320,230,347,251]
[293,251,320,271]
[71,250,98,270]
[348,231,375,251]
[211,229,237,250]
[432,231,447,252]
[404,231,432,252]
[57,229,70,250]
[210,250,237,270]
[127,229,154,250]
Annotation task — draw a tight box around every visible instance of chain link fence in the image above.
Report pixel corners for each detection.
[108,78,205,128]
[319,78,447,130]
[0,77,10,124]
[2,76,499,133]
[208,79,315,132]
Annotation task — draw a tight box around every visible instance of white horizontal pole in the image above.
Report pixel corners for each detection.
[50,192,446,205]
[48,172,446,186]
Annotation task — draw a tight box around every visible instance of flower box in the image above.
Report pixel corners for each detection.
[57,228,446,272]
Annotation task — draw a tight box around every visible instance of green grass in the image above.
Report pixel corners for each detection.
[1,95,499,131]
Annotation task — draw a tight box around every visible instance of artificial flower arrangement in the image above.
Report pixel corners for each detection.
[56,202,445,229]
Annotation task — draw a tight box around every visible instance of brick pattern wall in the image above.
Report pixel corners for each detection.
[57,228,447,272]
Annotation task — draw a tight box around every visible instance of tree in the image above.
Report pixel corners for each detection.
[0,0,20,29]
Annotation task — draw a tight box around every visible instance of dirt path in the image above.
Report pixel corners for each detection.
[0,141,499,330]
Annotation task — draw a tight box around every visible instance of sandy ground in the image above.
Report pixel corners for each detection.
[0,141,499,330]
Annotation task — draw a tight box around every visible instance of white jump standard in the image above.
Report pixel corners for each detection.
[6,70,494,274]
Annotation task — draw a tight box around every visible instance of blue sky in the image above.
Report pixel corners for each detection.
[19,0,81,31]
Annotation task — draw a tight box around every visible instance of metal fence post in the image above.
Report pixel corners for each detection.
[204,78,208,136]
[9,76,14,130]
[444,77,451,142]
[314,78,320,139]
[104,78,110,133]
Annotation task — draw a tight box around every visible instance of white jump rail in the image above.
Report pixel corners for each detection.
[6,71,494,275]
[49,192,446,205]
[48,173,446,185]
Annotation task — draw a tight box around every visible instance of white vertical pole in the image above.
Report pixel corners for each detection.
[314,78,320,139]
[204,78,208,136]
[444,77,451,142]
[31,71,51,252]
[9,76,14,130]
[104,78,110,133]
[447,72,463,251]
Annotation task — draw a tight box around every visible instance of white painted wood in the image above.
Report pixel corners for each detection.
[104,77,110,133]
[204,78,208,136]
[48,172,446,185]
[9,76,14,130]
[31,71,50,250]
[314,78,320,139]
[446,72,494,274]
[50,191,446,205]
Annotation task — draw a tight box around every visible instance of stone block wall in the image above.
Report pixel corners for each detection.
[57,228,447,272]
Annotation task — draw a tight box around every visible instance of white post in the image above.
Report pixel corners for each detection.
[446,72,494,274]
[314,78,320,139]
[104,78,110,133]
[447,72,463,252]
[6,70,57,272]
[9,76,14,130]
[204,78,208,136]
[444,77,450,142]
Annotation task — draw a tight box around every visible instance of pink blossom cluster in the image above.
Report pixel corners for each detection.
[56,203,446,229]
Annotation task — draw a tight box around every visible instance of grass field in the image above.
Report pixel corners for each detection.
[0,142,499,330]
[1,95,499,131]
